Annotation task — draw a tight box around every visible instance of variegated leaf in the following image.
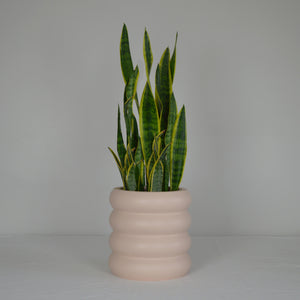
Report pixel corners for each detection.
[139,82,160,164]
[149,160,164,191]
[120,24,134,83]
[108,147,127,190]
[117,105,126,166]
[143,29,153,81]
[126,162,137,190]
[170,106,187,191]
[170,32,178,83]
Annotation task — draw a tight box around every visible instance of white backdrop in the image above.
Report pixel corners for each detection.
[0,0,299,235]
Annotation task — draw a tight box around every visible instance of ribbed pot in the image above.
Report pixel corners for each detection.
[109,188,191,281]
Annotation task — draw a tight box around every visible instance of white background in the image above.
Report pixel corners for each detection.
[0,0,299,235]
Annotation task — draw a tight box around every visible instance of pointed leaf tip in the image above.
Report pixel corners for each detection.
[120,23,133,84]
[143,29,153,80]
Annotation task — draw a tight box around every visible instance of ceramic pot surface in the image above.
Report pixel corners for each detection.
[109,188,191,281]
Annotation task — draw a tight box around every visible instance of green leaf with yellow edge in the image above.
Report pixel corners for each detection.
[134,137,143,163]
[146,143,169,187]
[163,93,177,190]
[134,93,139,114]
[125,66,139,102]
[117,105,126,167]
[124,67,139,144]
[149,160,164,191]
[136,160,145,191]
[120,24,133,84]
[152,129,166,159]
[146,152,155,185]
[139,81,160,164]
[143,29,153,81]
[170,32,178,83]
[124,151,129,170]
[126,143,134,165]
[170,105,187,191]
[139,160,145,189]
[162,159,168,191]
[108,147,127,190]
[157,142,170,162]
[155,64,162,116]
[165,93,177,147]
[152,138,159,160]
[157,48,172,132]
[126,162,137,190]
[130,114,139,151]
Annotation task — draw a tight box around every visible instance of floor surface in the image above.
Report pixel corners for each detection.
[1,235,300,299]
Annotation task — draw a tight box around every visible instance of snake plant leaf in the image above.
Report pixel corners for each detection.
[126,162,137,190]
[124,151,129,170]
[134,162,140,191]
[146,143,169,186]
[152,129,166,159]
[125,66,139,102]
[140,161,146,190]
[135,160,145,191]
[124,97,133,146]
[108,147,122,171]
[146,152,155,185]
[155,64,162,116]
[157,142,170,191]
[162,159,168,191]
[149,160,164,191]
[170,105,187,191]
[108,147,127,190]
[157,143,170,162]
[143,28,153,81]
[124,67,139,144]
[134,138,145,190]
[163,152,169,191]
[135,161,143,191]
[139,81,160,164]
[152,138,159,160]
[126,143,134,165]
[170,32,178,83]
[117,105,126,167]
[165,93,178,148]
[157,48,172,132]
[163,94,177,191]
[134,137,143,163]
[120,24,134,84]
[134,93,139,113]
[130,114,139,151]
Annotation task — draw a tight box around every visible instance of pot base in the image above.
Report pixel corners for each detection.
[109,253,191,281]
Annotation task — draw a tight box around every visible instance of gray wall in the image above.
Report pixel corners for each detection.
[0,0,299,235]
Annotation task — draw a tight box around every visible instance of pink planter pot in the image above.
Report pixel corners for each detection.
[109,188,191,281]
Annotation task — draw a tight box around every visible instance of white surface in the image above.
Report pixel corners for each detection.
[1,0,300,235]
[1,235,300,300]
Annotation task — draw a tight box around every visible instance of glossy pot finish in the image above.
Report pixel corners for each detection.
[109,188,191,281]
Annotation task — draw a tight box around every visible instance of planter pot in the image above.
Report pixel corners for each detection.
[109,188,191,281]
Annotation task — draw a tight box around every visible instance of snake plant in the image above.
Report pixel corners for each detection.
[109,24,187,191]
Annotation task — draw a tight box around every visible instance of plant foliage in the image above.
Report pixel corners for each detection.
[109,24,187,191]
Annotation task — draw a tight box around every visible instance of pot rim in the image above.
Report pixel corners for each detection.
[112,187,188,193]
[110,187,191,212]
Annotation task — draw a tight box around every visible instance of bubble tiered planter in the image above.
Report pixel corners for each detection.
[109,188,191,281]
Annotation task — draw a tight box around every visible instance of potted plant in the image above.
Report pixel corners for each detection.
[108,24,191,281]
